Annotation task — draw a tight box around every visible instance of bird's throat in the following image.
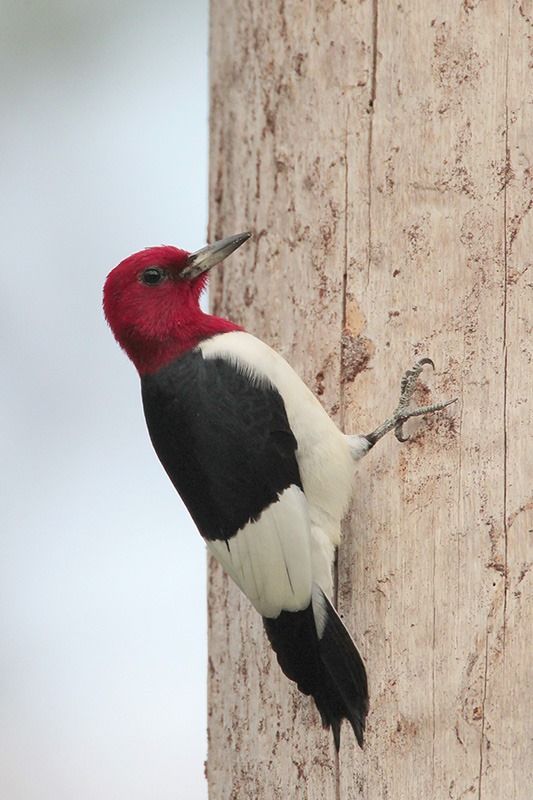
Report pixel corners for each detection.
[128,313,243,375]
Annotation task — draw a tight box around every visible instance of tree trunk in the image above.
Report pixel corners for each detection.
[207,2,532,797]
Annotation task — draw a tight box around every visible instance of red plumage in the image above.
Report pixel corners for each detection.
[103,245,241,375]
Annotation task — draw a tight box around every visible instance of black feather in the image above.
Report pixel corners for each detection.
[141,349,302,542]
[264,585,368,749]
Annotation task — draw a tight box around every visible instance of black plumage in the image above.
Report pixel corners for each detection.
[141,349,302,542]
[264,587,368,749]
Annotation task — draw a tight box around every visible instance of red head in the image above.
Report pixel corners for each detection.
[103,232,250,374]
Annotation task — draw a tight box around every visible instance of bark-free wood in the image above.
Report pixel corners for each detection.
[207,2,532,798]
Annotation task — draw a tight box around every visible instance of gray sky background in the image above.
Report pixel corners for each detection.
[1,1,210,797]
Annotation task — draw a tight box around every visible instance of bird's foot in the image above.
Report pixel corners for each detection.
[364,358,457,448]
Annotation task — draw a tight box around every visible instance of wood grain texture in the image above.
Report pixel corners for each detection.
[207,1,532,798]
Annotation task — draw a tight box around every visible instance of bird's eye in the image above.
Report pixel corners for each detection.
[141,267,166,286]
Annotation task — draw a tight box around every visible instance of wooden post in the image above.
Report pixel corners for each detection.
[207,2,532,797]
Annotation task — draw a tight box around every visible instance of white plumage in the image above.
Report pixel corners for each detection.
[207,485,312,617]
[200,331,356,614]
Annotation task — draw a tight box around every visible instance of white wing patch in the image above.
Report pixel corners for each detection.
[199,332,355,555]
[207,485,313,618]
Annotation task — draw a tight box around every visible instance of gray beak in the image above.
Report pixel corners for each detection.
[181,232,251,280]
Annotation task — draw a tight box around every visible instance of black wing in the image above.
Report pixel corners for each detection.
[140,349,302,542]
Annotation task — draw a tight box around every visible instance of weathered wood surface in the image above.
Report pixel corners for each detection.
[207,2,532,798]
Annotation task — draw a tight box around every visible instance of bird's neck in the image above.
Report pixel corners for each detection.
[128,312,243,375]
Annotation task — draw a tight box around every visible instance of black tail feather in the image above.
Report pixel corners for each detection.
[314,587,368,747]
[263,585,368,749]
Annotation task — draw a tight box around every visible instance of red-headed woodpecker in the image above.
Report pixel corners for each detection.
[103,233,455,750]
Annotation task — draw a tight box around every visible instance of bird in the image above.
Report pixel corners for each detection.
[103,232,455,750]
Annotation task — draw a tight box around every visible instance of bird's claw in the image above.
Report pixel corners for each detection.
[393,358,456,442]
[365,358,457,447]
[398,357,434,406]
[394,419,410,443]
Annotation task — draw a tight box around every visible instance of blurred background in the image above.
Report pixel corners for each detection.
[1,1,209,797]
